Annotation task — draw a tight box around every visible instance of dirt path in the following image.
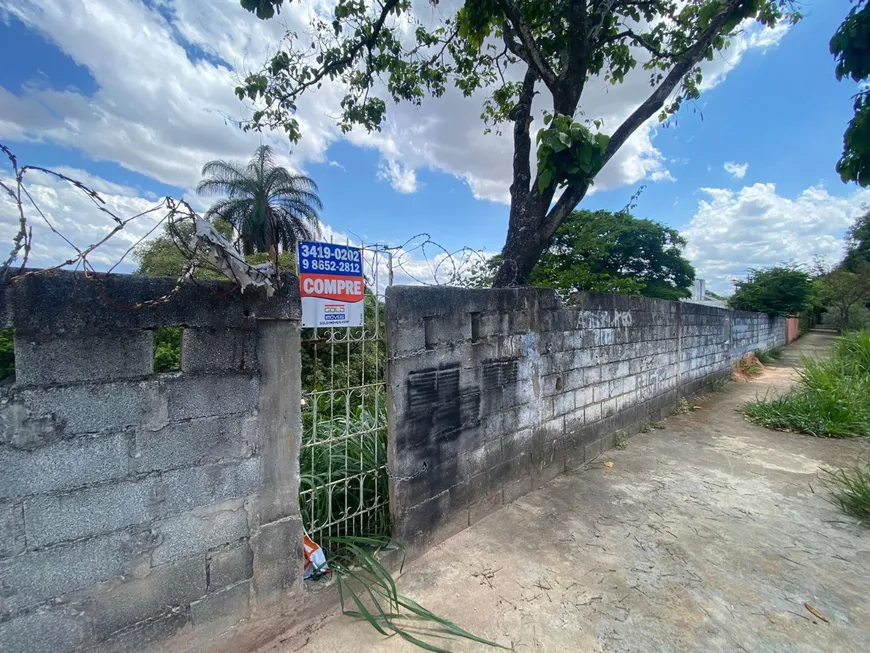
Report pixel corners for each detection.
[266,331,870,653]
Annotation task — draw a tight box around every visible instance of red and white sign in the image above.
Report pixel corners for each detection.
[298,241,365,328]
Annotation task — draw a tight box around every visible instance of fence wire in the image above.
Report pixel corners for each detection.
[0,143,282,304]
[299,246,391,553]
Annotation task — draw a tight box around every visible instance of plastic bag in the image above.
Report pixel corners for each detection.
[303,534,330,579]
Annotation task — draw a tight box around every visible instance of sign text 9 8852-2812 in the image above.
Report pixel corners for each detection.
[298,243,362,274]
[297,241,365,328]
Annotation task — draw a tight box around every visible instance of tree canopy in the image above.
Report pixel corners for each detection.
[464,208,695,300]
[133,218,296,278]
[816,262,870,331]
[844,209,870,270]
[197,145,322,256]
[831,0,870,186]
[727,265,812,316]
[238,0,800,286]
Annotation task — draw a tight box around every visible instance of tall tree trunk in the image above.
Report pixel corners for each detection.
[489,0,745,288]
[491,195,547,287]
[492,183,588,287]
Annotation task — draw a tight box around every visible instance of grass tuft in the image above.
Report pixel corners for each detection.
[737,353,764,378]
[755,348,782,365]
[300,406,390,551]
[327,536,509,651]
[744,330,870,438]
[674,397,697,415]
[821,466,870,525]
[709,375,729,392]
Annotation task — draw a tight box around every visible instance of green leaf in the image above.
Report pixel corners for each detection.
[393,630,452,653]
[393,594,509,648]
[551,138,569,153]
[337,576,391,636]
[538,168,553,193]
[543,113,552,125]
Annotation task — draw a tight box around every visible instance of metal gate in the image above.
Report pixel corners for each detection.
[299,247,391,554]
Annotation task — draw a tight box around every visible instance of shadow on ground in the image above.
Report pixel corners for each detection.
[265,331,870,653]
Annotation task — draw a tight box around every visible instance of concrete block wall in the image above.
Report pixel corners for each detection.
[0,272,305,653]
[385,286,786,552]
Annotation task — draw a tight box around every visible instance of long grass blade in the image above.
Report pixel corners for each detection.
[336,575,391,636]
[393,594,509,648]
[393,628,454,653]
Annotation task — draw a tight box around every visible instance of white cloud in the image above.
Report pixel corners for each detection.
[724,161,749,179]
[0,0,792,207]
[682,183,870,294]
[699,18,790,91]
[650,169,677,183]
[0,164,469,290]
[0,166,166,270]
[376,159,418,194]
[0,0,340,192]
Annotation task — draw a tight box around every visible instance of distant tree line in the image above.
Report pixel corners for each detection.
[726,211,870,330]
[464,209,696,301]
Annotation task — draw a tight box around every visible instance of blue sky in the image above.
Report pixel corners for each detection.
[1,0,867,291]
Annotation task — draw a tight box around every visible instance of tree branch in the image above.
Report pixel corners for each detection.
[541,184,589,240]
[602,27,693,60]
[559,0,591,99]
[283,0,402,98]
[544,1,744,242]
[509,65,538,203]
[602,0,742,168]
[496,0,559,90]
[588,0,620,44]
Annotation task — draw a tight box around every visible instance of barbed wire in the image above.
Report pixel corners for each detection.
[1,143,497,310]
[366,232,494,288]
[0,143,287,308]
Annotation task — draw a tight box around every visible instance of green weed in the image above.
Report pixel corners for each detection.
[830,329,870,375]
[300,406,390,549]
[302,413,505,651]
[743,330,870,438]
[615,429,628,448]
[738,353,763,377]
[674,397,696,415]
[709,375,729,392]
[328,535,508,651]
[821,466,870,525]
[755,348,782,365]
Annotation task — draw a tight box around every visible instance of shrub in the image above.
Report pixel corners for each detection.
[822,466,870,525]
[744,330,870,437]
[728,265,812,316]
[153,327,181,372]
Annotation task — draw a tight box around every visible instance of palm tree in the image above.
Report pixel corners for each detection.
[196,145,323,256]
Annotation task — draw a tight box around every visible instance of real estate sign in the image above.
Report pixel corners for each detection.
[297,241,365,328]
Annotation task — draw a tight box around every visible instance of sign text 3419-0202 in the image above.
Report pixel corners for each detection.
[297,241,365,328]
